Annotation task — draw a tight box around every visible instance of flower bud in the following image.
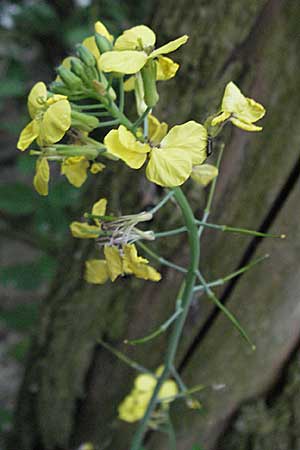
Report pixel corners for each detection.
[49,81,71,96]
[70,57,90,85]
[56,66,83,90]
[76,44,96,67]
[71,110,99,132]
[141,60,159,107]
[95,33,113,53]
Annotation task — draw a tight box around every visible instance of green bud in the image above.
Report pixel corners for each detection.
[95,33,113,53]
[49,81,70,96]
[71,110,99,132]
[56,66,83,89]
[70,57,90,84]
[141,60,159,107]
[76,44,96,67]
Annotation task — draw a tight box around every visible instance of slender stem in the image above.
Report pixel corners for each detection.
[154,226,187,239]
[130,187,200,450]
[119,77,125,113]
[71,103,106,110]
[87,111,111,117]
[196,270,255,349]
[166,413,177,450]
[149,190,174,215]
[193,254,270,292]
[137,241,187,274]
[98,339,154,376]
[95,119,120,128]
[198,144,224,238]
[196,221,285,239]
[132,107,152,130]
[125,306,183,345]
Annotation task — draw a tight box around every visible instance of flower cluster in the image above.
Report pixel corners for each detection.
[16,19,265,196]
[70,197,161,284]
[118,368,178,424]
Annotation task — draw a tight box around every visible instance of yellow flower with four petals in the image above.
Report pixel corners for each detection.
[104,115,207,187]
[212,81,265,132]
[99,25,188,76]
[17,82,71,151]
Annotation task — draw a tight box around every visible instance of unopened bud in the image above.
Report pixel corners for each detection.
[49,81,70,96]
[95,33,113,53]
[76,44,96,67]
[70,57,90,84]
[71,110,99,132]
[56,66,82,90]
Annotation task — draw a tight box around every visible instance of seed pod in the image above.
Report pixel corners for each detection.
[141,60,159,107]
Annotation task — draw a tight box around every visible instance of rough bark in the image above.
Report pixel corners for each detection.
[10,1,300,449]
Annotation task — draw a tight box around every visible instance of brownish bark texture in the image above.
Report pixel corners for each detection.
[10,1,300,449]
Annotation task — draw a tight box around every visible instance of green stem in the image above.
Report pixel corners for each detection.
[196,270,255,350]
[130,187,200,450]
[193,254,269,292]
[149,190,174,215]
[198,143,224,238]
[132,107,152,130]
[137,241,187,274]
[119,77,125,112]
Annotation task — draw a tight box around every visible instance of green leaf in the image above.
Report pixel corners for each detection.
[0,304,38,331]
[0,255,58,291]
[0,182,38,215]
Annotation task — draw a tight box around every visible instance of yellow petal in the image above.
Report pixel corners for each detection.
[150,35,188,58]
[94,20,114,42]
[134,374,156,392]
[114,25,156,51]
[85,259,109,284]
[158,380,178,402]
[82,36,100,60]
[222,82,265,126]
[27,81,47,119]
[211,111,231,126]
[122,244,161,282]
[148,114,168,145]
[104,245,123,282]
[146,146,192,187]
[17,120,40,151]
[98,50,148,74]
[104,129,148,169]
[124,76,136,92]
[230,117,263,131]
[33,158,50,196]
[70,221,100,238]
[90,162,106,174]
[61,156,89,187]
[41,99,71,144]
[46,94,68,106]
[161,121,207,165]
[92,198,107,217]
[191,164,219,187]
[156,56,179,80]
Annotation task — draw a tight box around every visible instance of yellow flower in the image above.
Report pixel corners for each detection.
[61,157,105,188]
[85,243,161,284]
[98,25,188,75]
[211,81,266,131]
[33,158,50,196]
[118,370,178,423]
[70,197,107,238]
[104,116,207,187]
[191,164,218,187]
[17,82,71,151]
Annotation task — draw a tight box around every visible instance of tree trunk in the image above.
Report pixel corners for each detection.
[10,0,300,449]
